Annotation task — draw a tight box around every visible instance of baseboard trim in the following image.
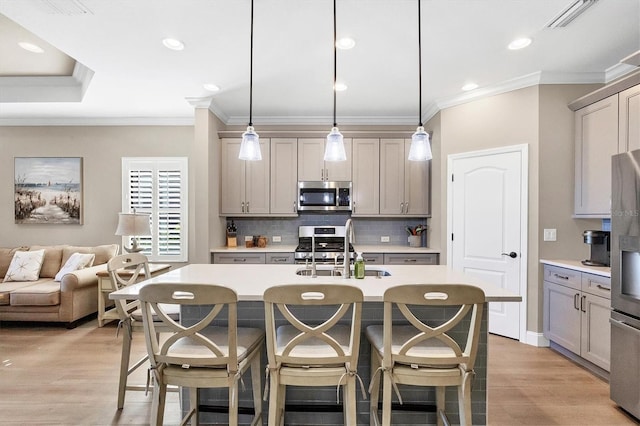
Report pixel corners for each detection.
[524,330,549,347]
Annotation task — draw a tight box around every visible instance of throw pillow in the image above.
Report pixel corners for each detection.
[54,252,96,282]
[3,249,45,282]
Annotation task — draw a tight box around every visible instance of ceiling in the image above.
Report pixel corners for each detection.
[0,0,638,126]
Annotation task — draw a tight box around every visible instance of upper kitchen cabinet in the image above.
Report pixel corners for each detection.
[270,138,298,215]
[298,138,352,181]
[380,139,430,216]
[220,138,270,216]
[352,139,380,216]
[574,94,619,217]
[619,85,640,153]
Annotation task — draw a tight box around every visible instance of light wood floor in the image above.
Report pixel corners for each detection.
[0,317,638,425]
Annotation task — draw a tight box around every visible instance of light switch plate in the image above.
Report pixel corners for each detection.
[543,229,557,242]
[272,236,281,242]
[381,236,390,242]
[244,235,253,242]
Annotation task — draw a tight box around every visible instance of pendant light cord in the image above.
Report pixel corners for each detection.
[333,0,337,128]
[417,0,423,127]
[249,0,255,127]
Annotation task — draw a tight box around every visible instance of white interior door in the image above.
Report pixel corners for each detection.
[448,145,527,340]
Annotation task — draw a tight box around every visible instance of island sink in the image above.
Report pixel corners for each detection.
[295,266,391,277]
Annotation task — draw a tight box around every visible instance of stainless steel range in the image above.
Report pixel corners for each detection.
[294,225,355,264]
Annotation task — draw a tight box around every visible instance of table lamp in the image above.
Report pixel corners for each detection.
[115,212,151,253]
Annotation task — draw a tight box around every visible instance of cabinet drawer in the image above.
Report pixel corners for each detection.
[266,253,294,264]
[361,253,383,264]
[544,265,581,290]
[384,253,438,265]
[213,253,266,264]
[582,272,611,299]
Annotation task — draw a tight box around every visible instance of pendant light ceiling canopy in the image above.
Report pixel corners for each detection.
[408,0,433,162]
[324,0,346,162]
[238,0,262,161]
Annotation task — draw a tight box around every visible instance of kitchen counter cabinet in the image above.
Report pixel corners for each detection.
[298,138,352,182]
[265,252,294,264]
[212,252,266,264]
[360,253,383,264]
[542,262,611,372]
[352,138,380,215]
[380,139,430,216]
[220,138,270,216]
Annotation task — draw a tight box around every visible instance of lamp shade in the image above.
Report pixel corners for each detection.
[239,125,262,161]
[408,126,433,161]
[115,212,151,237]
[324,127,347,161]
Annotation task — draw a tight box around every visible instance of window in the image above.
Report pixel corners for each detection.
[121,157,188,262]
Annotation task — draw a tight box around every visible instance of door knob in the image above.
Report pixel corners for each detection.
[501,251,518,258]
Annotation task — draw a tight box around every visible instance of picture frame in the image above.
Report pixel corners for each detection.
[14,157,83,224]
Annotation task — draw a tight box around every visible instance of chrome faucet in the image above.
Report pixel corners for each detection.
[311,233,317,278]
[343,219,354,279]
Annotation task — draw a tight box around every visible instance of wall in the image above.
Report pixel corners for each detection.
[0,125,196,254]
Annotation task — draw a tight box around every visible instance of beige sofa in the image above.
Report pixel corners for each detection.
[0,244,119,327]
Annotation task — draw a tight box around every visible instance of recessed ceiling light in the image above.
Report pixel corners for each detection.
[462,83,479,91]
[508,37,532,50]
[162,38,185,51]
[336,37,356,50]
[334,82,348,92]
[203,83,220,92]
[18,42,44,53]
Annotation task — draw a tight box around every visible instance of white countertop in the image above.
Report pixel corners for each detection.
[110,263,520,303]
[540,259,611,277]
[210,245,441,254]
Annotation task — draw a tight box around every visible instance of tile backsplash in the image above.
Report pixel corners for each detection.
[226,214,430,247]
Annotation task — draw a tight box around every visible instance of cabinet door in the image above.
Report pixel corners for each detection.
[404,139,430,216]
[543,281,581,355]
[326,138,352,181]
[619,85,640,153]
[574,94,618,217]
[580,292,611,371]
[244,139,270,214]
[270,138,298,215]
[380,139,405,215]
[298,139,325,181]
[220,139,246,215]
[352,139,379,215]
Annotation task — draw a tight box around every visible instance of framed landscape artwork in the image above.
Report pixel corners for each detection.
[14,157,83,224]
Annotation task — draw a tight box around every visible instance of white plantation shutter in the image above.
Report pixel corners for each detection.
[122,158,188,262]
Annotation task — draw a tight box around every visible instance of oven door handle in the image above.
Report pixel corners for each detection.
[610,317,640,335]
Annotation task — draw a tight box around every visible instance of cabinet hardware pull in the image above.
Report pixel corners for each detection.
[596,284,610,291]
[241,201,245,213]
[321,169,324,180]
[581,295,586,312]
[293,201,297,213]
[353,201,356,214]
[574,293,580,310]
[405,202,409,213]
[554,273,569,280]
[404,259,418,263]
[234,258,247,262]
[246,201,250,213]
[400,202,404,213]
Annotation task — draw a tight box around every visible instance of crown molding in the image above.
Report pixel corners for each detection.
[0,116,194,126]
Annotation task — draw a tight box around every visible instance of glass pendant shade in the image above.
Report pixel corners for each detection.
[239,125,262,161]
[408,126,433,161]
[324,127,347,161]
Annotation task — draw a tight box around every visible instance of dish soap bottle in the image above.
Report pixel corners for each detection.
[354,252,365,279]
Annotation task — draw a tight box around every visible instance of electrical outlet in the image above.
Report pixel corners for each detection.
[244,235,253,242]
[272,236,281,242]
[543,229,557,242]
[381,236,390,243]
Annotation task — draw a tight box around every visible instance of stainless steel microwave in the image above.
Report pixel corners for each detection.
[297,181,352,211]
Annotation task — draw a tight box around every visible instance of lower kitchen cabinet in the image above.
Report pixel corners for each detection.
[265,253,295,264]
[360,253,383,264]
[212,253,266,264]
[543,264,611,371]
[383,253,439,265]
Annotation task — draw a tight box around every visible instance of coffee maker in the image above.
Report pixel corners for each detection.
[581,230,610,267]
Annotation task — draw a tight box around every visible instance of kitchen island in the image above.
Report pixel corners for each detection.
[111,263,520,425]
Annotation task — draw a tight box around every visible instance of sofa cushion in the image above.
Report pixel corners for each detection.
[0,247,29,278]
[10,280,61,306]
[0,280,49,306]
[3,249,45,282]
[54,253,96,282]
[62,244,119,266]
[29,245,65,279]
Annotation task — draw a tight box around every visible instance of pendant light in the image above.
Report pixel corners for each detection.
[238,0,262,161]
[408,0,433,161]
[324,0,347,162]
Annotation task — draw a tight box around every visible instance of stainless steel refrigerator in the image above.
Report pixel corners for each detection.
[610,149,640,419]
